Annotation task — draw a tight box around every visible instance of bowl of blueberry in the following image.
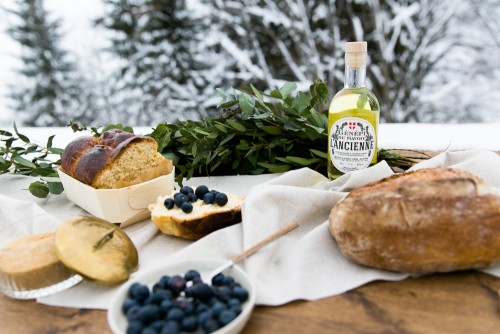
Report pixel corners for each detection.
[107,258,256,334]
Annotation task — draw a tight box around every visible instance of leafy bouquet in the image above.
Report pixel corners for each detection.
[0,81,428,198]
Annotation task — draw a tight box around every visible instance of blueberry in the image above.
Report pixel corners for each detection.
[185,283,214,302]
[181,201,193,213]
[231,286,249,302]
[168,275,186,296]
[122,298,139,314]
[222,275,235,287]
[128,283,150,302]
[177,299,196,315]
[218,309,237,326]
[196,302,210,314]
[227,298,241,309]
[126,304,142,322]
[164,198,175,209]
[211,273,225,286]
[187,193,198,202]
[126,320,143,334]
[180,186,194,195]
[154,275,171,290]
[211,301,227,318]
[201,317,220,333]
[203,192,215,204]
[150,320,164,331]
[215,286,232,301]
[197,310,214,325]
[215,192,228,206]
[159,299,174,316]
[149,290,172,304]
[184,269,201,282]
[195,185,209,199]
[181,315,198,332]
[138,304,160,324]
[174,194,188,207]
[161,320,180,334]
[141,327,157,334]
[166,307,185,322]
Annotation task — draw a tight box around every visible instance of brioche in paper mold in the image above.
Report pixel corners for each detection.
[60,129,172,189]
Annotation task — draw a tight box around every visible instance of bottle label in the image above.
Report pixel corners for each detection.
[329,117,376,173]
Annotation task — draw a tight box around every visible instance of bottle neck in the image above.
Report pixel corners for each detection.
[344,64,366,88]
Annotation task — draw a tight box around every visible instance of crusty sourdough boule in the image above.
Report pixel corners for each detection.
[329,168,500,273]
[60,129,173,189]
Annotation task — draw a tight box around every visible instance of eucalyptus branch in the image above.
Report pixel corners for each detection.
[1,81,430,198]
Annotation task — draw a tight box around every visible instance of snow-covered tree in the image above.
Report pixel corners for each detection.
[6,0,98,126]
[198,0,461,122]
[98,0,227,125]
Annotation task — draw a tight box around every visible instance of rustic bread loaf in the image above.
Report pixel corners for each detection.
[61,129,172,189]
[149,193,244,240]
[329,168,500,273]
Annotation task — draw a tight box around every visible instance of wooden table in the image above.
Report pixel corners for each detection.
[1,270,499,333]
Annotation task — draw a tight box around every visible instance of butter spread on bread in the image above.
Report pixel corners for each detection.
[60,129,172,189]
[329,168,500,273]
[149,193,244,240]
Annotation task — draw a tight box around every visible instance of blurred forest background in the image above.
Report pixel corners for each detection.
[0,0,499,127]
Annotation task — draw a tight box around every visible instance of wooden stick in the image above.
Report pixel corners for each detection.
[231,221,299,264]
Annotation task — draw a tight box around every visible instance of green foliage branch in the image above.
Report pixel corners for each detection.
[0,81,429,198]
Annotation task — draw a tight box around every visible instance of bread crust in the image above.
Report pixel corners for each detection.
[329,168,500,273]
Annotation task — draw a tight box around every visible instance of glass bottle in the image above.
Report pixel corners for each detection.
[327,41,380,179]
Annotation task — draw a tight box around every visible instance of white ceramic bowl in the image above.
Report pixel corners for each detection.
[107,258,256,334]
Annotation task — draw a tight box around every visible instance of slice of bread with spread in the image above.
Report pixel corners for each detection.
[149,186,244,240]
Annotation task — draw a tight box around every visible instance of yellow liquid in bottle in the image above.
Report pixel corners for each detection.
[327,87,380,179]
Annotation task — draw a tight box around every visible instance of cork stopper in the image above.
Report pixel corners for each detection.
[345,41,367,68]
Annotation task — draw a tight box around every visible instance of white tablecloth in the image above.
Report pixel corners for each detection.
[1,147,499,309]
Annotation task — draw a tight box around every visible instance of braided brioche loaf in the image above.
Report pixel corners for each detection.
[60,129,172,189]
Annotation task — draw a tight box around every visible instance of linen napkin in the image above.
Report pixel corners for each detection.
[0,150,499,309]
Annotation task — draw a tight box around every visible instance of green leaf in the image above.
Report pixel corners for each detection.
[12,153,36,168]
[258,162,291,173]
[29,181,49,198]
[279,82,297,98]
[269,89,282,99]
[47,181,64,195]
[250,84,264,100]
[13,122,30,143]
[286,156,317,166]
[219,132,236,146]
[48,147,63,154]
[238,93,255,118]
[214,122,228,133]
[194,128,211,136]
[310,149,328,158]
[292,92,310,114]
[261,125,282,135]
[191,143,198,157]
[226,120,246,132]
[218,99,238,109]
